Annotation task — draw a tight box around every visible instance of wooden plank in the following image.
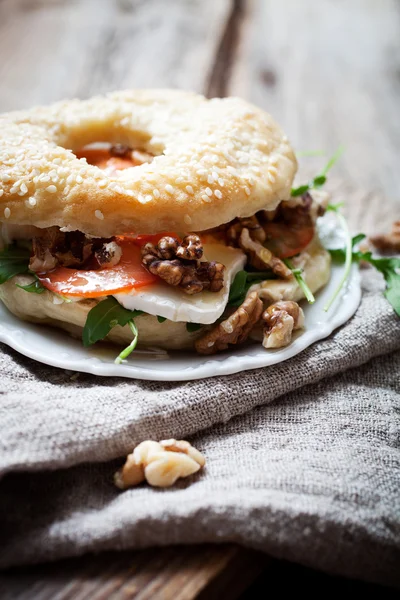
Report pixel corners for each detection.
[0,545,268,600]
[228,0,400,202]
[0,0,232,111]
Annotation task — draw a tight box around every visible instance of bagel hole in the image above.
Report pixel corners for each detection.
[75,142,154,176]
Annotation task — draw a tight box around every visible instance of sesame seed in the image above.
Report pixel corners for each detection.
[20,183,28,194]
[95,210,104,220]
[207,175,214,185]
[145,194,153,203]
[165,184,174,194]
[184,214,192,225]
[28,197,37,206]
[1,174,10,182]
[153,189,160,199]
[214,189,222,199]
[175,177,184,184]
[98,179,108,188]
[212,171,218,181]
[186,185,194,195]
[267,172,276,183]
[202,194,211,203]
[205,187,212,197]
[218,178,224,187]
[244,186,251,196]
[46,185,57,193]
[76,175,83,184]
[0,190,3,197]
[4,207,10,218]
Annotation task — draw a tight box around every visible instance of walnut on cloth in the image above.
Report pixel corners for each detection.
[262,300,304,348]
[114,439,206,489]
[369,221,400,253]
[141,234,225,294]
[195,291,263,355]
[239,228,292,279]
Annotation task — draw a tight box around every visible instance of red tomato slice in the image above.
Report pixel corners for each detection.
[75,149,137,174]
[263,223,314,258]
[37,241,157,298]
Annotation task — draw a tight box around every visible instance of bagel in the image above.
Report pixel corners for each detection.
[0,89,333,360]
[0,89,296,237]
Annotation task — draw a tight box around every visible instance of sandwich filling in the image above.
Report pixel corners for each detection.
[0,144,330,356]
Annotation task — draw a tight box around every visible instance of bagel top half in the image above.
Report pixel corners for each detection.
[0,89,297,237]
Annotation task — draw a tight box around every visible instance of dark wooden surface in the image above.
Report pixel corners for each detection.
[0,0,399,597]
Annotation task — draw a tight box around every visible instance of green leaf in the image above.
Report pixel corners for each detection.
[115,320,139,364]
[16,277,45,294]
[82,297,143,347]
[228,270,275,307]
[283,258,315,304]
[0,245,31,284]
[326,220,400,316]
[186,322,202,332]
[383,266,400,317]
[157,315,167,323]
[291,146,344,197]
[319,145,344,176]
[291,184,310,197]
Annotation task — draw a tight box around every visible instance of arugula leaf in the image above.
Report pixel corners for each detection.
[0,245,31,284]
[283,258,315,304]
[16,277,45,294]
[291,146,344,197]
[115,321,139,364]
[326,213,400,316]
[228,270,274,307]
[186,322,202,332]
[157,315,167,323]
[82,297,143,347]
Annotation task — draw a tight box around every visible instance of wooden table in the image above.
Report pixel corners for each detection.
[0,0,399,597]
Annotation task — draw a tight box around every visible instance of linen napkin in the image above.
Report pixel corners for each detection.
[0,270,399,587]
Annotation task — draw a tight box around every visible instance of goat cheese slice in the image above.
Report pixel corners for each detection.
[113,244,246,324]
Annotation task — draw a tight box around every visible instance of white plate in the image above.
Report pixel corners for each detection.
[0,220,361,381]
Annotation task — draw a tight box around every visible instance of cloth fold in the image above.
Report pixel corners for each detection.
[1,271,399,586]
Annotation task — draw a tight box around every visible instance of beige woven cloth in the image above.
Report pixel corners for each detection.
[1,271,399,587]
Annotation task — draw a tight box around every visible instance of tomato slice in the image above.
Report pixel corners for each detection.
[263,223,314,259]
[75,148,137,175]
[37,241,157,298]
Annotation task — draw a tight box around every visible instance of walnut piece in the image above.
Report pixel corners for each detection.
[227,215,266,245]
[141,234,225,295]
[114,439,205,489]
[370,221,400,253]
[262,300,304,348]
[195,291,263,355]
[239,228,292,279]
[95,241,122,268]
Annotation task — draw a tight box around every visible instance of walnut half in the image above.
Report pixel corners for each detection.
[262,300,304,348]
[141,234,225,295]
[195,291,263,355]
[239,228,292,279]
[370,221,400,253]
[114,439,205,489]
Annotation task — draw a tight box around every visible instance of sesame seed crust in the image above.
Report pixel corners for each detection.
[0,89,297,236]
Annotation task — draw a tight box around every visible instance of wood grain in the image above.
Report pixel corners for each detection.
[0,0,232,109]
[0,546,268,600]
[0,0,399,598]
[228,0,400,203]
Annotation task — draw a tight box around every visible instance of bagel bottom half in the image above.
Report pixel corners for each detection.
[0,238,331,351]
